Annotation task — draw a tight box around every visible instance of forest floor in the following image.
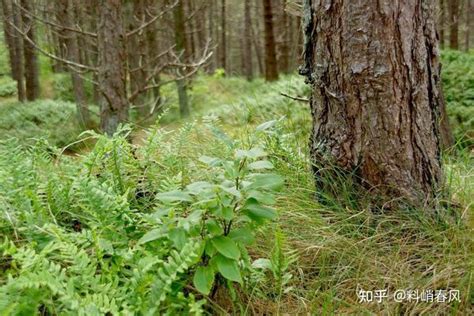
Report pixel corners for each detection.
[0,72,473,314]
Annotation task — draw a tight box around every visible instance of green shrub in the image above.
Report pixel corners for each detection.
[0,76,17,97]
[0,99,96,148]
[441,50,474,147]
[0,120,283,314]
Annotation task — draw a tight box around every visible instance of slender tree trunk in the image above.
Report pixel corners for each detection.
[145,0,161,110]
[251,6,264,76]
[279,1,290,74]
[1,0,25,101]
[449,0,460,49]
[19,0,40,100]
[2,0,15,75]
[56,0,91,128]
[128,0,149,117]
[174,0,190,118]
[243,0,253,80]
[98,0,128,135]
[207,0,217,73]
[219,0,226,71]
[302,0,443,203]
[263,0,278,81]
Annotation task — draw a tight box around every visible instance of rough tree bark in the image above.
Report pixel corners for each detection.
[98,0,128,135]
[449,0,460,49]
[301,0,444,203]
[439,0,445,48]
[263,0,278,81]
[19,0,40,100]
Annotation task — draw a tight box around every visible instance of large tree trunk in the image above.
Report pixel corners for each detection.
[263,0,278,81]
[1,0,25,101]
[449,0,460,49]
[301,0,443,203]
[19,0,40,100]
[98,0,128,135]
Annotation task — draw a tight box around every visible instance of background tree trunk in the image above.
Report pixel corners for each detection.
[302,0,443,203]
[2,0,15,76]
[19,0,40,100]
[174,0,190,118]
[128,0,149,117]
[57,0,91,128]
[466,0,472,51]
[1,0,25,101]
[449,0,460,49]
[263,0,278,81]
[278,0,290,74]
[98,0,128,135]
[219,0,226,72]
[243,0,253,80]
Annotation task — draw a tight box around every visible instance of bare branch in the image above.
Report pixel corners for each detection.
[126,0,178,37]
[280,92,309,102]
[9,22,97,72]
[13,1,97,38]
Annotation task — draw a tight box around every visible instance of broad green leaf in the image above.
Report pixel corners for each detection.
[168,228,187,249]
[248,160,274,170]
[138,228,165,245]
[235,147,267,159]
[221,206,234,221]
[243,200,277,223]
[248,174,284,191]
[206,219,224,235]
[199,155,221,166]
[156,190,192,203]
[98,238,114,254]
[205,239,217,256]
[211,236,240,259]
[248,190,276,205]
[220,185,241,198]
[215,255,242,283]
[228,227,255,245]
[193,266,215,295]
[186,181,213,194]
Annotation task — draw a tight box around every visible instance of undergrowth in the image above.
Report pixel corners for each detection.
[0,72,472,315]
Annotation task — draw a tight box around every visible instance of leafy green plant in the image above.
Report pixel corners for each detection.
[139,129,284,297]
